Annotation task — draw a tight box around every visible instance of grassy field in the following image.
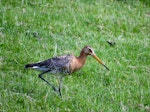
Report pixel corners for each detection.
[0,0,150,112]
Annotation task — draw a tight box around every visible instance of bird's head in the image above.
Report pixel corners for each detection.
[83,46,95,55]
[82,46,110,71]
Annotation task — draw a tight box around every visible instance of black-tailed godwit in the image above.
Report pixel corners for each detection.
[25,46,109,96]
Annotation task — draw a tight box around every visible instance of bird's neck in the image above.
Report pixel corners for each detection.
[70,51,88,73]
[77,51,87,67]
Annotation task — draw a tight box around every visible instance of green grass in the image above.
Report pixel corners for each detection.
[0,0,150,111]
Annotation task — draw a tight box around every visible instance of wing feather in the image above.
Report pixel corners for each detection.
[25,55,73,74]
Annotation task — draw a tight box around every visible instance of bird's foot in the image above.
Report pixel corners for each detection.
[52,87,58,92]
[52,87,62,97]
[58,88,62,97]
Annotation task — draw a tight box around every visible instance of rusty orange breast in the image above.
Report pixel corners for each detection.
[69,51,87,73]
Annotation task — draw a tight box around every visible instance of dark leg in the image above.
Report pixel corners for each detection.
[39,71,57,92]
[58,75,64,97]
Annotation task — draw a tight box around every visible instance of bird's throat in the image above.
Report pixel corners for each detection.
[77,51,87,68]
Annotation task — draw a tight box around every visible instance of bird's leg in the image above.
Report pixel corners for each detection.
[58,75,64,97]
[38,71,57,92]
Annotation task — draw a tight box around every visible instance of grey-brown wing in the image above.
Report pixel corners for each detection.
[26,55,73,74]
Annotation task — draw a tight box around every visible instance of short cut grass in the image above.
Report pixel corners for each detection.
[0,0,150,112]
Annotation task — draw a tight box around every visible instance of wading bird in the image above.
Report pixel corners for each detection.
[25,46,109,96]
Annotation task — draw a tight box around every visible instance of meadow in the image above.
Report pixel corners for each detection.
[0,0,150,111]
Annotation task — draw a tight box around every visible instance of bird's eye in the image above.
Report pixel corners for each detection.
[89,49,92,53]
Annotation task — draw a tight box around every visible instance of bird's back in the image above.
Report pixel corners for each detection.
[25,55,73,74]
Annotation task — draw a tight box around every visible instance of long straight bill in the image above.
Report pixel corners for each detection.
[92,54,110,71]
